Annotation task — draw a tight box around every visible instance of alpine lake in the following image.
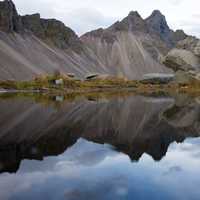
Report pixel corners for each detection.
[0,91,200,200]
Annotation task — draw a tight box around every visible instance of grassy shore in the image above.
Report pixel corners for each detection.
[0,75,138,91]
[1,74,200,95]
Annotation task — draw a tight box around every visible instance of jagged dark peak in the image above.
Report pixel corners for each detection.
[128,11,142,18]
[21,13,44,37]
[0,0,23,32]
[146,10,170,32]
[109,10,148,33]
[146,10,174,47]
[150,10,164,17]
[22,14,82,50]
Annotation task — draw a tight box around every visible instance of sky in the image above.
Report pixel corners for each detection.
[13,0,200,37]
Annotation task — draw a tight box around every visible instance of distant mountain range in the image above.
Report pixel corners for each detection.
[0,0,198,80]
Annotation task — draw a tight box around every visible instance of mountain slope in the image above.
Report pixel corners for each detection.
[0,32,109,80]
[0,0,188,80]
[81,11,187,79]
[0,0,110,80]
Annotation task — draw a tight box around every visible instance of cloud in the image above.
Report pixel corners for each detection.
[58,8,116,35]
[168,0,184,5]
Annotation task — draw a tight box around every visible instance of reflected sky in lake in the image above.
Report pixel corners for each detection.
[0,93,200,200]
[0,138,200,200]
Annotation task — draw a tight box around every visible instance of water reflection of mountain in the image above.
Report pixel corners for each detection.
[0,94,199,173]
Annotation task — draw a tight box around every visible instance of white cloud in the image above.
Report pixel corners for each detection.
[12,0,200,37]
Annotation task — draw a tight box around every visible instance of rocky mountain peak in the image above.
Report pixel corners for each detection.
[109,10,148,33]
[128,11,141,18]
[146,10,170,35]
[146,10,175,47]
[0,0,23,32]
[21,14,82,50]
[151,10,164,17]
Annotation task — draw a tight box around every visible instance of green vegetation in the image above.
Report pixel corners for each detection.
[1,73,200,95]
[0,75,138,92]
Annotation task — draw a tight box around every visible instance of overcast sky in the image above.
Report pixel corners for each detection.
[13,0,200,37]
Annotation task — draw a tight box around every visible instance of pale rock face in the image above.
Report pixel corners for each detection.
[194,40,200,57]
[164,37,200,73]
[82,32,171,80]
[164,48,200,72]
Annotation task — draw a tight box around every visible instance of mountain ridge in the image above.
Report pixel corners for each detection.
[0,0,192,80]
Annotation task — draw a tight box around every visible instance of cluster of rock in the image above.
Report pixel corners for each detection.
[164,37,200,72]
[163,36,200,83]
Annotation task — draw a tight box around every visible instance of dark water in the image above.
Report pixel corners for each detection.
[0,93,200,200]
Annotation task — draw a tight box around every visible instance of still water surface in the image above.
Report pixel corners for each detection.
[0,93,200,200]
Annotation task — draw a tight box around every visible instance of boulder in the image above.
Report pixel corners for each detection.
[141,73,175,84]
[163,48,200,72]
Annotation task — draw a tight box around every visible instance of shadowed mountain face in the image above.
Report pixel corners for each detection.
[0,0,188,80]
[0,94,199,173]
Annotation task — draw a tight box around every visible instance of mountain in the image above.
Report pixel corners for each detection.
[0,0,189,80]
[0,0,108,80]
[146,10,187,47]
[81,10,188,79]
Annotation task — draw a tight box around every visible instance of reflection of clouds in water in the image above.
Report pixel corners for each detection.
[63,175,128,200]
[161,138,200,178]
[0,171,51,200]
[168,138,200,152]
[1,138,200,200]
[0,139,120,200]
[62,139,117,166]
[169,138,200,159]
[20,139,117,173]
[163,166,183,176]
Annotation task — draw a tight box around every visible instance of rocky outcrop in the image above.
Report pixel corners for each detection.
[173,30,188,44]
[109,11,148,33]
[146,10,187,48]
[163,37,200,72]
[21,14,82,51]
[0,1,82,51]
[0,0,23,32]
[164,48,200,71]
[146,10,173,46]
[177,36,200,57]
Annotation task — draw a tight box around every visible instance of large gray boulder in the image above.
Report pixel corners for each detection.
[163,36,200,73]
[164,48,200,72]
